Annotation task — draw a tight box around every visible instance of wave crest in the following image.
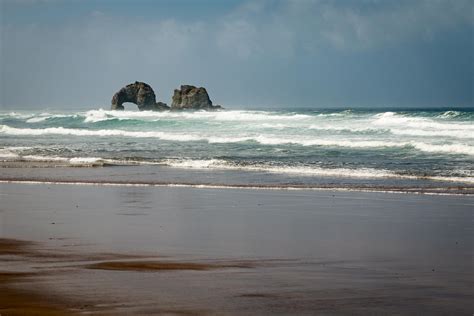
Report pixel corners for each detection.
[2,124,473,156]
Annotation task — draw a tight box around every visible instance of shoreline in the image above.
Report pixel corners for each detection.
[1,159,473,185]
[1,178,473,196]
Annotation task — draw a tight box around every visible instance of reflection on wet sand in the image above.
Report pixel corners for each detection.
[0,239,73,315]
[87,260,255,271]
[1,183,473,315]
[0,238,257,315]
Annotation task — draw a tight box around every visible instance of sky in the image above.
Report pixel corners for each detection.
[0,0,473,109]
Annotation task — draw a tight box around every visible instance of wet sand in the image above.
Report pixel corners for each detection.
[0,182,473,315]
[0,240,73,315]
[1,163,473,194]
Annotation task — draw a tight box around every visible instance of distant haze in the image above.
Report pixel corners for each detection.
[1,0,473,109]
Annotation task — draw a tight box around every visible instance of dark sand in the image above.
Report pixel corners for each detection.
[0,183,473,315]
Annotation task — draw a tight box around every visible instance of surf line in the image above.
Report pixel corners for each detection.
[0,179,472,196]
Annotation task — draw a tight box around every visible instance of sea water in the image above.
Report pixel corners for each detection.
[1,108,473,189]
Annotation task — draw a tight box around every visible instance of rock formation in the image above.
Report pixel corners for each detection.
[171,85,222,110]
[110,82,221,111]
[111,82,169,111]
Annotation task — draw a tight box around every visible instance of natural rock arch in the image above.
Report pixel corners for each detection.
[110,82,222,111]
[111,82,169,111]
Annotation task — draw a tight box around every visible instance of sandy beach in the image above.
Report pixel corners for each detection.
[2,0,473,314]
[0,182,472,315]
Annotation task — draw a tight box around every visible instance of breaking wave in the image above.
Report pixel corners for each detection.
[160,159,474,183]
[1,108,473,188]
[1,124,473,155]
[2,152,473,184]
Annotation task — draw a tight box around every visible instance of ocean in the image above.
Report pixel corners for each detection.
[1,108,473,193]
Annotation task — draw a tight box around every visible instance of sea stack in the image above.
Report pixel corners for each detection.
[171,85,222,110]
[111,81,169,111]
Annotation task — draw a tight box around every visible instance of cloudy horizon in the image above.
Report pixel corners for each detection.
[1,0,473,109]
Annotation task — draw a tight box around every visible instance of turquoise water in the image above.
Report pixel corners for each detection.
[1,108,473,186]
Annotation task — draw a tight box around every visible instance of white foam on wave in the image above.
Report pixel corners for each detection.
[0,146,34,160]
[163,159,228,169]
[0,149,20,159]
[260,123,291,129]
[21,155,70,162]
[163,159,396,178]
[209,111,311,121]
[82,109,216,122]
[308,124,383,133]
[3,112,34,119]
[0,144,106,165]
[26,117,49,123]
[254,135,470,155]
[371,112,474,132]
[2,152,473,184]
[25,113,77,123]
[437,110,461,118]
[83,110,111,123]
[390,128,473,139]
[308,113,473,139]
[161,159,474,183]
[9,154,106,166]
[316,110,354,117]
[2,124,473,156]
[82,109,312,122]
[68,157,105,165]
[410,142,474,155]
[427,175,474,184]
[0,125,209,142]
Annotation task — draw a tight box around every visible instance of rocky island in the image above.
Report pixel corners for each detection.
[111,82,221,111]
[111,82,169,111]
[171,85,222,110]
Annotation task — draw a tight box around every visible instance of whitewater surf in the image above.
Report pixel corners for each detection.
[1,108,473,191]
